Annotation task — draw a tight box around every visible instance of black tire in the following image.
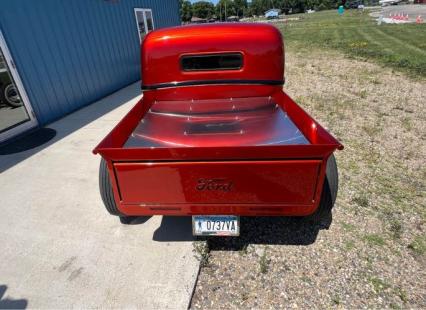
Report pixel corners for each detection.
[99,159,140,224]
[1,83,22,108]
[304,154,339,227]
[99,158,123,216]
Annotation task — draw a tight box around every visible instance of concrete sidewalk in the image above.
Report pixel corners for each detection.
[0,82,199,309]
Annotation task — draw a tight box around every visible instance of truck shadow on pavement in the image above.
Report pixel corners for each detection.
[0,285,27,309]
[207,216,327,251]
[151,215,331,249]
[153,216,195,242]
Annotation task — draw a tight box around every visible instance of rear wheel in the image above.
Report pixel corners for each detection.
[99,158,122,216]
[98,159,152,224]
[304,154,338,227]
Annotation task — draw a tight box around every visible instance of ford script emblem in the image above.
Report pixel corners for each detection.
[196,178,233,192]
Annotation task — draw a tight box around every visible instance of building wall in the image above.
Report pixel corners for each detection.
[0,0,180,125]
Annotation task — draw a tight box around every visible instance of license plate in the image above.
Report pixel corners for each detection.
[192,215,240,236]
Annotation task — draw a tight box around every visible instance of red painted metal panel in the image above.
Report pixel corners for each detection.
[141,23,284,87]
[114,160,321,205]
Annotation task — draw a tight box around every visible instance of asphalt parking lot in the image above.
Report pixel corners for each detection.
[0,82,199,309]
[372,4,426,21]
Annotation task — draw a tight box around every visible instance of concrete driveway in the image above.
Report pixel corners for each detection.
[0,82,199,309]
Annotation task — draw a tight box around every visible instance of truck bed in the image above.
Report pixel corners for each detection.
[93,89,343,216]
[124,96,309,148]
[93,89,342,162]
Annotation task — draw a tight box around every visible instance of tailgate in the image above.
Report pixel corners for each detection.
[114,160,321,205]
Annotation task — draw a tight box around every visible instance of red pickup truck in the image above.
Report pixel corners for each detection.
[93,23,343,236]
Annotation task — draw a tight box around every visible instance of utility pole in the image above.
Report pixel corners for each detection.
[225,1,227,21]
[220,3,222,21]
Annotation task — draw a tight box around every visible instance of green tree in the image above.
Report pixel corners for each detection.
[216,0,236,20]
[234,0,248,17]
[249,0,270,16]
[192,1,215,19]
[180,0,193,22]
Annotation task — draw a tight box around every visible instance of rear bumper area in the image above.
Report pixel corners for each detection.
[117,203,319,217]
[110,159,326,217]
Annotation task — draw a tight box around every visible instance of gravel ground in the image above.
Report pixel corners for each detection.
[190,49,426,309]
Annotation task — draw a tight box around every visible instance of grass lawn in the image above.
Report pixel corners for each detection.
[277,10,426,78]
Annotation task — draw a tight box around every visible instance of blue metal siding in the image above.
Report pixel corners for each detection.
[0,0,180,125]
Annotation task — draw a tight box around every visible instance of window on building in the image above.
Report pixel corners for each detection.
[134,9,155,43]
